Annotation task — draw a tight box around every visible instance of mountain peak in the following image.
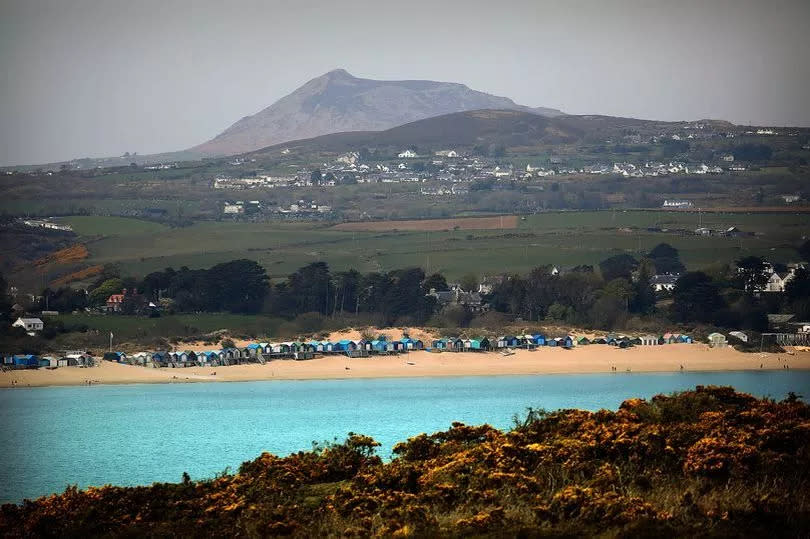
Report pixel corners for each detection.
[324,68,353,79]
[190,72,563,156]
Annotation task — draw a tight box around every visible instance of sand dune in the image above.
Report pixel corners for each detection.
[2,344,808,388]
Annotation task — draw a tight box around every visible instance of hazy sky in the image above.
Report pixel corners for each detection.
[1,0,808,165]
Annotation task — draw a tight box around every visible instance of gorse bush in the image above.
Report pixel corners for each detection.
[2,387,809,537]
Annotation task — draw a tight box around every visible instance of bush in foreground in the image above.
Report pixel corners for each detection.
[1,387,809,537]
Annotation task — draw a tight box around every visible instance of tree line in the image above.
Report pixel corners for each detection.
[13,240,810,333]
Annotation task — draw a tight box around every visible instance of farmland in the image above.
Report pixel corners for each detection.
[331,215,518,231]
[34,210,810,283]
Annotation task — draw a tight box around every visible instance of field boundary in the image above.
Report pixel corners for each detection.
[331,215,519,232]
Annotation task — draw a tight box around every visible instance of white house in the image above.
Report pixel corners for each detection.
[662,200,693,208]
[397,149,417,158]
[13,317,44,333]
[223,202,244,214]
[650,274,679,292]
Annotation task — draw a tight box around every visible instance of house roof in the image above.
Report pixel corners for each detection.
[767,314,795,324]
[15,317,43,324]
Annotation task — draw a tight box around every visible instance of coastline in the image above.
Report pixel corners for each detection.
[2,344,808,388]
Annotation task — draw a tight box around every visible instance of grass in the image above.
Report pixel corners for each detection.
[43,211,810,281]
[54,313,284,342]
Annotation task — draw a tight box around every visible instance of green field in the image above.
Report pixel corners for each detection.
[52,211,810,281]
[54,313,285,342]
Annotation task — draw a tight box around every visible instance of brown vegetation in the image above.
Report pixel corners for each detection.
[2,387,808,537]
[49,265,103,287]
[32,244,89,268]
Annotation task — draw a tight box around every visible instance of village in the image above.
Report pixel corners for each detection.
[212,152,743,195]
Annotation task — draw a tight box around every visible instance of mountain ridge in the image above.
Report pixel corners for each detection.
[190,69,563,156]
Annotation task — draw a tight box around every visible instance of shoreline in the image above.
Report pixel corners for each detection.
[2,345,809,389]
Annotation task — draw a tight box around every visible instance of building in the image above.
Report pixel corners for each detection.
[12,317,44,334]
[106,290,127,312]
[662,200,693,208]
[223,202,245,214]
[397,149,417,158]
[707,333,728,348]
[650,274,679,292]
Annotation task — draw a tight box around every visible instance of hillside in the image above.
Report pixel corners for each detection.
[245,109,673,158]
[190,69,563,156]
[2,387,807,537]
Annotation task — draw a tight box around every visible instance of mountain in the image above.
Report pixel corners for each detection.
[245,109,667,159]
[190,69,562,156]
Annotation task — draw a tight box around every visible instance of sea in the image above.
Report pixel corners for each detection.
[1,371,809,504]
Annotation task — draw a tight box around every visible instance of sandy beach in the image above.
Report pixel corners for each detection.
[2,344,808,388]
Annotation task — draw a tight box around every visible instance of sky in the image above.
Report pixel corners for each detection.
[1,0,809,166]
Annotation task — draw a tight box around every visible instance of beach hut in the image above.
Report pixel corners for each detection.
[335,339,357,353]
[531,333,546,346]
[618,339,633,349]
[39,356,57,368]
[663,333,679,344]
[640,335,658,346]
[546,338,558,347]
[152,351,170,367]
[432,338,448,350]
[577,336,590,346]
[708,333,727,348]
[259,343,271,354]
[478,337,492,351]
[591,336,607,345]
[562,336,574,349]
[497,335,519,348]
[400,337,416,350]
[13,355,39,369]
[679,335,693,344]
[103,351,127,362]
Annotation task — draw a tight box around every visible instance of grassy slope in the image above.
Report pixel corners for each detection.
[1,387,807,537]
[51,211,810,281]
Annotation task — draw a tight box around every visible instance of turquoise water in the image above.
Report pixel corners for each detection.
[1,371,809,503]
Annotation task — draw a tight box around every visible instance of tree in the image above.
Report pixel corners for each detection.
[204,259,269,314]
[631,260,656,314]
[459,273,478,293]
[647,243,685,274]
[0,272,11,329]
[798,240,810,263]
[786,267,810,320]
[310,169,323,186]
[672,272,724,323]
[88,278,124,307]
[735,256,769,293]
[422,273,448,293]
[599,254,638,282]
[589,295,627,329]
